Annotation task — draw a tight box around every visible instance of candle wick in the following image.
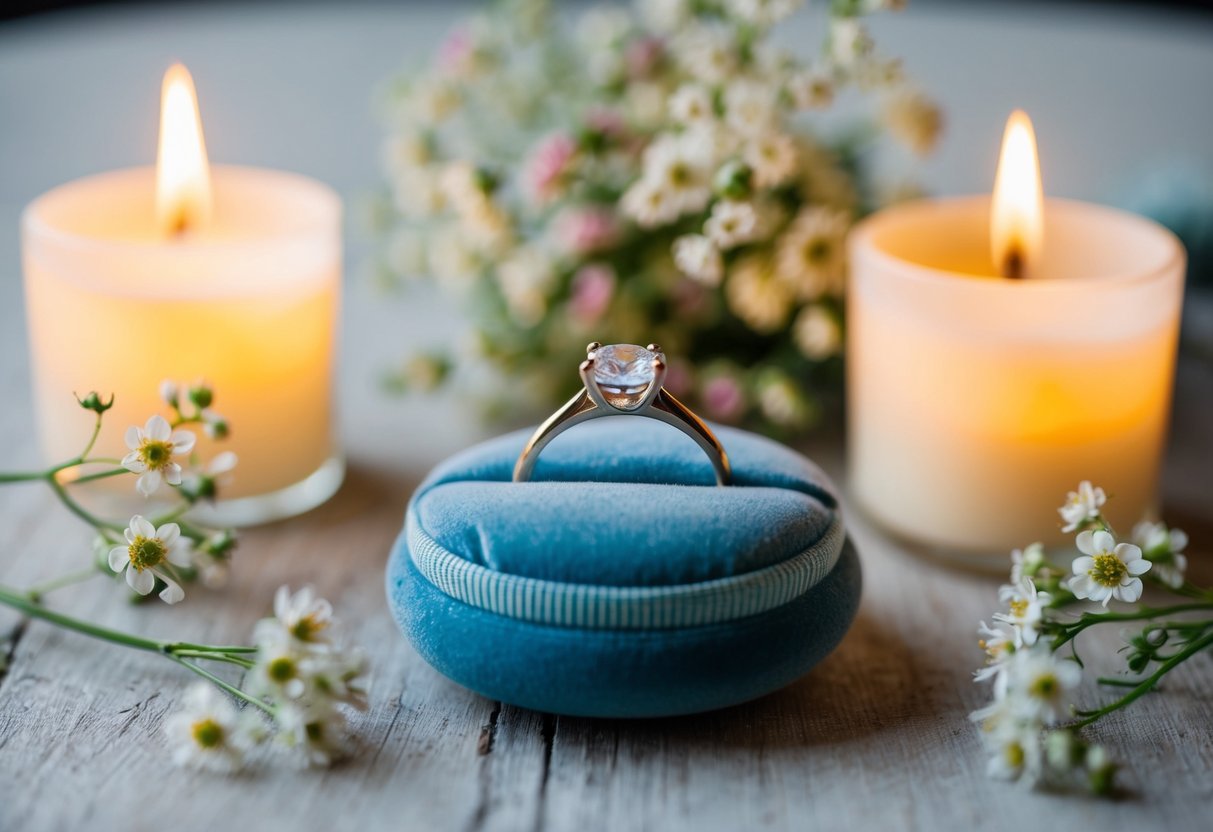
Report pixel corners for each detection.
[1001,247,1025,280]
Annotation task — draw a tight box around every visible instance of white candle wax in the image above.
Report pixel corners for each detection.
[21,165,343,524]
[847,196,1185,560]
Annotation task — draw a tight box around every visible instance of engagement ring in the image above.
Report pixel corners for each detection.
[512,342,732,485]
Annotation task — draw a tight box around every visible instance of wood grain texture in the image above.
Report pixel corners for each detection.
[2,3,1213,831]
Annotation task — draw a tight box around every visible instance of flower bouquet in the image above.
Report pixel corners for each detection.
[374,0,941,432]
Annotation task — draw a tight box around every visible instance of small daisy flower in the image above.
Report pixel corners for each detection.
[743,132,798,189]
[275,704,351,769]
[793,304,842,360]
[725,254,793,333]
[640,134,713,216]
[882,89,944,157]
[107,515,191,604]
[1059,481,1106,532]
[994,577,1052,647]
[621,177,681,229]
[704,200,759,250]
[673,234,724,287]
[983,719,1043,784]
[787,69,834,110]
[974,620,1016,684]
[669,83,715,127]
[183,450,238,502]
[641,0,692,33]
[828,18,874,70]
[1010,542,1046,584]
[268,584,335,647]
[122,415,196,497]
[1001,647,1082,724]
[774,206,849,300]
[672,24,738,84]
[1069,530,1151,606]
[723,0,804,27]
[723,79,777,136]
[1132,521,1189,589]
[158,380,179,408]
[164,683,254,774]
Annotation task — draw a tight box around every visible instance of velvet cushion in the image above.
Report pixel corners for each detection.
[386,419,862,717]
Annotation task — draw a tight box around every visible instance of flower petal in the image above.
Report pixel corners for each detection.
[127,567,155,595]
[1127,558,1152,576]
[1071,556,1094,575]
[132,515,156,538]
[137,470,161,497]
[156,573,184,605]
[145,414,172,441]
[1092,530,1115,555]
[166,541,193,568]
[210,451,238,475]
[1075,530,1095,556]
[157,523,180,546]
[171,430,196,455]
[121,450,144,472]
[1115,542,1143,563]
[164,463,183,486]
[124,425,143,450]
[1119,577,1143,603]
[108,547,129,572]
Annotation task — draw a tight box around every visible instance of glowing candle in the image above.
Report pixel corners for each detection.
[21,64,343,525]
[847,111,1185,564]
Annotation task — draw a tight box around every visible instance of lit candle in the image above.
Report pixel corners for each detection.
[847,111,1185,564]
[21,65,343,525]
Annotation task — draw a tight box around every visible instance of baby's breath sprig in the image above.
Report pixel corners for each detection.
[1,381,238,605]
[971,481,1212,795]
[0,583,369,773]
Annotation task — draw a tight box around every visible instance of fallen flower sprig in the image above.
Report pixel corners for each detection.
[971,482,1210,794]
[0,583,368,772]
[1,381,237,604]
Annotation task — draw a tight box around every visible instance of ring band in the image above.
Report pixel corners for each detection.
[513,342,732,485]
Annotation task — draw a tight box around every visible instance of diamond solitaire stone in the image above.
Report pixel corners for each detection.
[592,343,658,409]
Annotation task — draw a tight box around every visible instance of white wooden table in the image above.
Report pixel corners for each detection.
[2,3,1212,830]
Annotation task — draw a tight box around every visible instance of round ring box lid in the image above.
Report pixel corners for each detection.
[386,419,861,718]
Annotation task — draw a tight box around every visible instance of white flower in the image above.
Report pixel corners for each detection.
[641,134,714,216]
[158,380,179,407]
[999,647,1082,725]
[672,24,738,84]
[793,305,841,360]
[380,132,432,178]
[1010,542,1046,584]
[787,69,834,110]
[974,620,1016,684]
[1069,530,1150,606]
[391,167,446,220]
[828,18,874,69]
[669,84,715,127]
[725,255,793,333]
[275,703,351,769]
[723,0,804,26]
[266,585,335,647]
[994,577,1052,647]
[621,178,680,229]
[723,79,777,136]
[982,716,1044,784]
[743,131,798,189]
[428,227,483,287]
[1058,481,1106,532]
[107,516,191,604]
[122,415,196,497]
[640,0,692,33]
[774,206,849,300]
[498,246,556,326]
[673,234,724,287]
[704,200,759,250]
[1132,521,1189,589]
[164,684,254,774]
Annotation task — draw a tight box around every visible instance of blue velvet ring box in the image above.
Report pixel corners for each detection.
[386,419,862,718]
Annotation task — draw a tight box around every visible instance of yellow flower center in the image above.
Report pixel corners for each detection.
[138,439,175,471]
[192,718,225,749]
[667,162,692,187]
[1004,741,1025,769]
[1029,673,1058,699]
[127,536,166,572]
[1089,553,1126,587]
[1008,599,1028,618]
[804,239,830,264]
[291,615,328,643]
[267,656,297,683]
[305,721,325,743]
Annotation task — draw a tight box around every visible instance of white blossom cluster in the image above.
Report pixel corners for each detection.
[165,586,370,773]
[376,0,941,430]
[970,482,1193,794]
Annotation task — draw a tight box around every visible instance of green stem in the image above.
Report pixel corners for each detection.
[24,567,104,602]
[169,657,275,716]
[173,650,256,669]
[165,641,259,655]
[0,470,50,484]
[66,467,130,486]
[0,584,163,652]
[79,412,104,459]
[46,477,124,532]
[1076,630,1213,727]
[1052,602,1213,650]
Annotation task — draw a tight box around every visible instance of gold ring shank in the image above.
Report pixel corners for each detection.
[512,386,732,485]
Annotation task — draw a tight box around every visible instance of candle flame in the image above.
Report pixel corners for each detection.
[156,63,212,236]
[991,109,1044,279]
